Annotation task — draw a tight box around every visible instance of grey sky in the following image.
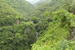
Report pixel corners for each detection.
[26,0,40,4]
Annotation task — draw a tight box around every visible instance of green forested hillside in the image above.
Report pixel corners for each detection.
[0,0,75,50]
[0,0,23,26]
[0,0,36,50]
[32,9,75,50]
[32,0,75,50]
[4,0,34,16]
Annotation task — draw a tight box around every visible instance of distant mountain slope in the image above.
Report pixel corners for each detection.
[0,0,22,18]
[4,0,34,16]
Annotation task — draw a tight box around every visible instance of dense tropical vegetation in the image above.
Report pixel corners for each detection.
[0,0,75,50]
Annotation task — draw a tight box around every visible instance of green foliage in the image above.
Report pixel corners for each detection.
[0,22,36,50]
[0,0,36,50]
[4,0,34,16]
[0,17,16,26]
[32,9,75,50]
[1,0,75,50]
